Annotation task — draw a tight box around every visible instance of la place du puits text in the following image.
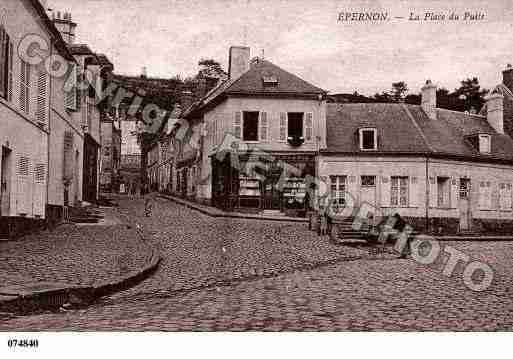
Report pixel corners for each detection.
[337,11,486,22]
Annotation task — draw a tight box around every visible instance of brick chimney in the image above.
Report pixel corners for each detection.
[52,11,77,44]
[421,80,437,120]
[485,91,504,134]
[228,46,250,80]
[503,64,513,91]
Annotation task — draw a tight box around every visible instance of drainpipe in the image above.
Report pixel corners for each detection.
[425,155,430,232]
[47,38,54,224]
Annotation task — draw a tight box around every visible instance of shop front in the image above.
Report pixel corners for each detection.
[211,152,316,217]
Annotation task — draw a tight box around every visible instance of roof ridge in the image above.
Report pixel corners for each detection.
[401,104,435,153]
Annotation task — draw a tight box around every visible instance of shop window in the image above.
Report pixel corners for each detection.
[242,111,259,141]
[359,128,377,150]
[437,177,450,208]
[391,176,409,207]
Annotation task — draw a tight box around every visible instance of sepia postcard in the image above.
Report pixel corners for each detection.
[0,0,512,356]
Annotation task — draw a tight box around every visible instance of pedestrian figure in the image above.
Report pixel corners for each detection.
[144,186,153,217]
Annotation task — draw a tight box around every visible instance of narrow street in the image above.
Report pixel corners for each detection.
[1,197,512,331]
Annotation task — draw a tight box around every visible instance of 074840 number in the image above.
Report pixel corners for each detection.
[7,339,39,348]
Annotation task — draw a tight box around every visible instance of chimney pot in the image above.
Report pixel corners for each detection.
[503,63,513,92]
[421,79,437,120]
[485,93,504,134]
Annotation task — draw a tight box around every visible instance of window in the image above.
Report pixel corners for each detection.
[330,176,346,206]
[262,75,278,87]
[20,60,30,114]
[478,181,493,210]
[259,112,268,141]
[242,111,259,141]
[459,178,471,199]
[361,175,376,187]
[500,183,512,211]
[479,134,491,154]
[359,128,377,150]
[391,176,409,207]
[0,25,12,100]
[287,112,304,139]
[437,177,450,208]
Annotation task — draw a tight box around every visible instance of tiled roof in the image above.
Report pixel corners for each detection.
[225,59,326,95]
[185,59,326,118]
[324,103,513,162]
[69,44,95,55]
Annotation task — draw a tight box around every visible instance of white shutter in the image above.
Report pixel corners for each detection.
[8,40,13,102]
[429,177,437,208]
[19,60,30,114]
[305,112,313,141]
[234,111,242,139]
[65,63,77,110]
[347,175,358,206]
[450,177,459,208]
[259,111,268,141]
[409,176,418,207]
[279,112,287,141]
[33,163,46,217]
[380,176,390,207]
[16,156,32,216]
[36,70,48,125]
[0,27,6,99]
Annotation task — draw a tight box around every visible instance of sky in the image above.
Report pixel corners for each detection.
[46,0,513,96]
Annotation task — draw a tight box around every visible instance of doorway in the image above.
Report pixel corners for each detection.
[1,147,12,216]
[360,175,377,207]
[459,178,472,231]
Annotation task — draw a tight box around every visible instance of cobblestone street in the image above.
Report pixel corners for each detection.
[1,197,512,331]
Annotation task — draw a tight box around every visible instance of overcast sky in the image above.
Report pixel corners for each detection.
[47,0,513,95]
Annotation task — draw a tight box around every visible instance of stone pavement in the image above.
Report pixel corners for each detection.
[0,205,153,304]
[1,196,512,330]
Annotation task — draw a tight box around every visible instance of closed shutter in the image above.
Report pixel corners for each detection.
[450,177,459,208]
[65,63,77,110]
[0,26,6,99]
[19,60,30,114]
[259,111,268,141]
[33,163,46,217]
[429,177,437,208]
[409,176,418,207]
[63,131,75,181]
[36,70,48,125]
[234,111,242,139]
[305,112,313,141]
[380,176,390,207]
[279,112,287,140]
[16,156,32,216]
[347,175,358,206]
[8,40,13,102]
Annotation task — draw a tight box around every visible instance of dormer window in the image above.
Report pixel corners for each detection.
[262,75,278,87]
[359,128,377,150]
[479,134,491,154]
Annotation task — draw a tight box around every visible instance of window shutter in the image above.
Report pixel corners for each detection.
[259,111,268,141]
[234,111,242,139]
[36,70,48,125]
[429,177,437,208]
[279,112,287,140]
[33,163,46,217]
[65,63,77,111]
[63,131,75,181]
[499,183,512,210]
[450,178,459,208]
[409,176,418,207]
[0,26,6,99]
[380,176,391,207]
[19,60,30,114]
[16,156,32,216]
[305,112,313,141]
[8,40,13,102]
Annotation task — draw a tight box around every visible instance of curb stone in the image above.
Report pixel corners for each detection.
[0,245,161,316]
[158,194,308,223]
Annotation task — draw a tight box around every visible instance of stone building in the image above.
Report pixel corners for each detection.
[0,0,80,236]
